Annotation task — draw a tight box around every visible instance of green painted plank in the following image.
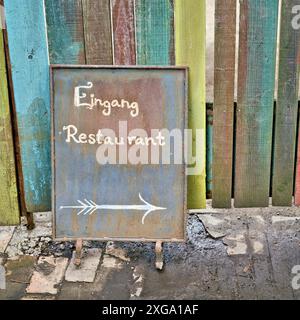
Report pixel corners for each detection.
[235,0,279,207]
[82,0,112,64]
[45,0,85,64]
[5,0,51,212]
[0,29,20,225]
[135,0,174,65]
[175,0,206,208]
[212,0,236,208]
[273,0,300,206]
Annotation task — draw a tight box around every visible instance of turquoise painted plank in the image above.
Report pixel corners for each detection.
[135,0,174,65]
[4,0,51,212]
[235,0,279,207]
[45,0,85,64]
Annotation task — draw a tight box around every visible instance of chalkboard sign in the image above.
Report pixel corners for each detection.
[51,66,187,241]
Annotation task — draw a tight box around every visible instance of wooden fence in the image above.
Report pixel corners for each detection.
[212,0,300,208]
[0,0,299,225]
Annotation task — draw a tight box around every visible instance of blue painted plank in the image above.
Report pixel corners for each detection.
[4,0,51,212]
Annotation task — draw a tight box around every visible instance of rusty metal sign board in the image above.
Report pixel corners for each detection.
[51,65,187,241]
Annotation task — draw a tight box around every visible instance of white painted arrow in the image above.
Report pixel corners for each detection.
[59,193,166,224]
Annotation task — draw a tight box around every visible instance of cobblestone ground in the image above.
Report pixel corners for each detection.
[1,202,300,300]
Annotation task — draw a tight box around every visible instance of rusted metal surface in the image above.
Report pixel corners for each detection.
[51,65,187,241]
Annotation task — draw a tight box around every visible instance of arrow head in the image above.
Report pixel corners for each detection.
[139,193,166,224]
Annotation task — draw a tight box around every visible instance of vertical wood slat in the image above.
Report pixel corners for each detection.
[4,0,51,212]
[235,0,279,207]
[0,27,20,225]
[273,0,300,206]
[290,1,300,206]
[135,0,175,65]
[82,0,113,64]
[295,116,300,203]
[294,76,300,205]
[206,104,213,199]
[111,0,136,65]
[3,21,28,220]
[45,0,85,64]
[175,0,206,209]
[212,0,236,208]
[295,112,300,205]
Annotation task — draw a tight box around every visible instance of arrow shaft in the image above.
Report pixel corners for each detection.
[60,205,150,211]
[96,205,150,211]
[59,194,166,224]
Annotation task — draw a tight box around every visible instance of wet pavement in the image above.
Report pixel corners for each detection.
[1,204,300,300]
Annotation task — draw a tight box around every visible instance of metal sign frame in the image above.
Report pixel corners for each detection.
[51,65,188,242]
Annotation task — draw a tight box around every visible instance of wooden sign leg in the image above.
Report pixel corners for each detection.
[25,212,35,230]
[74,239,83,267]
[155,241,164,271]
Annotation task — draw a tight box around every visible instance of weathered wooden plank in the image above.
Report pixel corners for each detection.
[45,0,85,64]
[135,0,174,65]
[235,0,279,207]
[273,0,300,206]
[292,2,300,206]
[111,0,136,65]
[295,110,300,205]
[212,0,236,208]
[175,0,206,208]
[82,0,112,64]
[296,136,300,204]
[206,104,213,199]
[0,28,20,225]
[4,0,51,212]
